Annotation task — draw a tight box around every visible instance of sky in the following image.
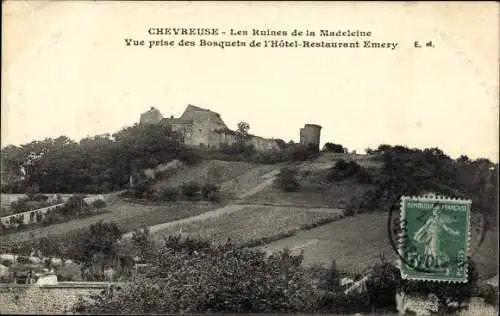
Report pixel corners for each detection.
[2,1,499,161]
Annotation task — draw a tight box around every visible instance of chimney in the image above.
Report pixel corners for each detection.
[170,115,174,119]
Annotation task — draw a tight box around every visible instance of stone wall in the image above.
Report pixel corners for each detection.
[0,194,116,227]
[1,203,65,226]
[0,282,121,314]
[170,123,194,145]
[208,131,237,149]
[1,194,79,209]
[250,136,280,151]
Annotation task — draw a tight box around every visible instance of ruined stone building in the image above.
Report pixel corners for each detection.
[299,124,322,149]
[139,105,280,151]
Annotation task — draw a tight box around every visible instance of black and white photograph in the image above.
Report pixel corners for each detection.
[1,1,498,315]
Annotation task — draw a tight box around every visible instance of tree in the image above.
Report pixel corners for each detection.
[1,120,198,193]
[376,144,392,153]
[322,143,345,153]
[130,227,155,262]
[236,121,250,137]
[77,221,123,280]
[275,139,287,150]
[274,167,300,192]
[235,121,250,146]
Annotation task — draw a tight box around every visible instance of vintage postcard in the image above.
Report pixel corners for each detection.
[1,1,498,315]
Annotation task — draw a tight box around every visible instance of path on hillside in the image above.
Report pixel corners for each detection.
[236,169,280,199]
[122,164,351,240]
[124,203,344,240]
[123,168,284,238]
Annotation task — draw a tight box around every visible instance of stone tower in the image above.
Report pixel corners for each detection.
[299,124,322,150]
[139,107,163,125]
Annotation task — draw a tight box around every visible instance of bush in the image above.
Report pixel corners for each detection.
[10,198,29,213]
[42,211,66,225]
[73,247,319,314]
[161,235,212,254]
[274,167,300,192]
[356,168,372,184]
[399,257,479,311]
[475,283,499,307]
[26,185,40,200]
[91,199,107,209]
[181,181,201,199]
[289,145,319,161]
[98,182,113,193]
[318,260,342,292]
[57,262,83,281]
[365,260,401,309]
[132,179,151,199]
[322,143,346,153]
[316,291,371,314]
[178,149,202,166]
[202,183,220,202]
[161,187,179,201]
[32,194,49,202]
[248,151,283,165]
[343,203,357,217]
[326,160,362,182]
[61,195,89,216]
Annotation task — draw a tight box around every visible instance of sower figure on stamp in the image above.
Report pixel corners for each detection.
[413,204,459,273]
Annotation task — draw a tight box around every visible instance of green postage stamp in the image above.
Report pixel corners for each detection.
[398,194,472,283]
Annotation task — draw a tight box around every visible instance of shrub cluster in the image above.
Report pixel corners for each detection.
[123,179,220,203]
[322,143,347,153]
[326,160,371,183]
[76,241,479,315]
[274,167,300,192]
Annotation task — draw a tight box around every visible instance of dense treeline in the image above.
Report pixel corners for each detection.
[360,145,498,221]
[1,124,200,193]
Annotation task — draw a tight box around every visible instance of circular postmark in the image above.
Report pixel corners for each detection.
[387,194,486,277]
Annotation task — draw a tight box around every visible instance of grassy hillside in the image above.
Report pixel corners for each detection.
[243,178,373,208]
[152,160,260,191]
[262,212,498,280]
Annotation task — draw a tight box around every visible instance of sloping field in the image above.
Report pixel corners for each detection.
[243,179,373,208]
[153,160,260,190]
[262,212,498,280]
[219,165,278,198]
[1,200,218,245]
[154,205,344,246]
